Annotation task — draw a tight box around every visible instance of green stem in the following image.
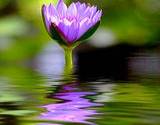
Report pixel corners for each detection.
[64,47,73,74]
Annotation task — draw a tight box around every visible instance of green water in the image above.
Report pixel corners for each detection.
[0,45,160,125]
[0,63,160,125]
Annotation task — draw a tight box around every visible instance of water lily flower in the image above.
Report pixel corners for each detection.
[42,0,102,69]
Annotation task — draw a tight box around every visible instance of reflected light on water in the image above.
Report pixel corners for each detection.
[38,123,62,125]
[39,82,102,125]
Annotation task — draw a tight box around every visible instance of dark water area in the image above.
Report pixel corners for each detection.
[0,44,160,125]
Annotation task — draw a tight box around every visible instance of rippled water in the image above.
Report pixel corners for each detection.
[0,45,160,125]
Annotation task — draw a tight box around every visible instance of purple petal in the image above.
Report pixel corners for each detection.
[49,4,58,17]
[42,5,51,32]
[75,3,87,20]
[89,6,97,18]
[48,4,59,25]
[67,22,79,43]
[58,22,69,40]
[58,21,79,43]
[75,1,81,7]
[77,18,90,39]
[67,3,78,18]
[56,0,67,17]
[79,6,90,20]
[92,10,102,23]
[78,3,87,12]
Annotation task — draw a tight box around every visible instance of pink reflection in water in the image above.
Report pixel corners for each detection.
[39,83,102,125]
[38,123,62,125]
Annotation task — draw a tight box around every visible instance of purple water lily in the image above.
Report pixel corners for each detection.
[42,0,102,45]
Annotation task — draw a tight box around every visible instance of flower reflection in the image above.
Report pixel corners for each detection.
[39,82,102,125]
[38,123,62,125]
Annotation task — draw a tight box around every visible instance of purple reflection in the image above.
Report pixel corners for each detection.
[39,83,102,125]
[38,123,62,125]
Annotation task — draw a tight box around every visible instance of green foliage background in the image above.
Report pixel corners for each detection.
[0,0,160,62]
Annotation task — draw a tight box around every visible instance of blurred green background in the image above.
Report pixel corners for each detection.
[0,0,160,62]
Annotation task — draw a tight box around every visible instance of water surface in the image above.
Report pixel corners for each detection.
[0,45,160,125]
